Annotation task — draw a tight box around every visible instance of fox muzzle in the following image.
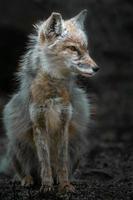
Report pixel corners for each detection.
[78,63,100,72]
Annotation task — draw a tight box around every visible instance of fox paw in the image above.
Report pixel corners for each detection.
[12,174,20,182]
[40,184,53,193]
[21,175,34,187]
[59,182,75,193]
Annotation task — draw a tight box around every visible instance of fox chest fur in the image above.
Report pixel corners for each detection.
[30,72,73,134]
[31,72,70,104]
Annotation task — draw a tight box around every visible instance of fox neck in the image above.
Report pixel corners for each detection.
[43,66,72,80]
[40,54,72,80]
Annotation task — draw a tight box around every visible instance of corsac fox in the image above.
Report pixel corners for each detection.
[1,10,99,193]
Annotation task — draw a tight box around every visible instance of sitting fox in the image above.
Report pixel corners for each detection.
[1,10,99,193]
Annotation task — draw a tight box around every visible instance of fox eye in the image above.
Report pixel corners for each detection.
[67,46,77,51]
[66,46,80,54]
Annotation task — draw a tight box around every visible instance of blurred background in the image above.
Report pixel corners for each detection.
[0,0,133,196]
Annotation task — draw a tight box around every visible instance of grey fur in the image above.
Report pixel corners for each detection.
[0,12,94,191]
[71,9,88,30]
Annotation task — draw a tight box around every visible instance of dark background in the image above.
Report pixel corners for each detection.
[0,0,133,199]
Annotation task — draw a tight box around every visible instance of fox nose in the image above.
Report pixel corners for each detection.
[92,66,100,72]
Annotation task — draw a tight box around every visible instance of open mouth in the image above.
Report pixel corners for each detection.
[81,72,94,77]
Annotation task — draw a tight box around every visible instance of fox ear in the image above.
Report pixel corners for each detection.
[41,12,63,41]
[72,9,88,30]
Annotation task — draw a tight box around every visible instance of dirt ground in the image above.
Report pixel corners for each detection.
[0,125,133,200]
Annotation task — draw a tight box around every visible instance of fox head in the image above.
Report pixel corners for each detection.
[37,10,99,78]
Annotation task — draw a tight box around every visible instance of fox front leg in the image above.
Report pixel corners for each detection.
[58,107,75,193]
[33,126,53,192]
[30,104,53,192]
